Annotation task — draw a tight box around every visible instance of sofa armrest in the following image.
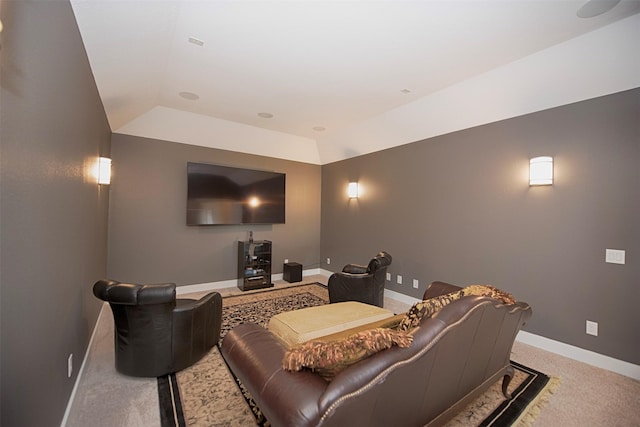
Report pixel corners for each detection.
[422,281,462,300]
[221,323,328,427]
[173,291,223,347]
[328,272,372,301]
[342,263,368,274]
[172,292,222,372]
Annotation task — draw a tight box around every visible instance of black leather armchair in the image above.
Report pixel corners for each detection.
[93,279,223,377]
[327,251,392,307]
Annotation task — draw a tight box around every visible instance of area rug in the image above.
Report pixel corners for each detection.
[159,283,329,427]
[158,283,559,426]
[445,361,560,427]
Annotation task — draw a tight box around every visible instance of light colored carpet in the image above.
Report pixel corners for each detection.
[511,342,640,426]
[65,297,160,427]
[64,275,640,426]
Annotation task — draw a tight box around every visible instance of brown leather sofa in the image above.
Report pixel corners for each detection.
[221,281,532,427]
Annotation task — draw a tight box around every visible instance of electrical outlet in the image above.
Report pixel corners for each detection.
[386,272,391,281]
[68,354,73,378]
[413,279,419,289]
[326,258,331,265]
[396,275,402,285]
[605,249,625,265]
[284,258,289,264]
[586,320,598,336]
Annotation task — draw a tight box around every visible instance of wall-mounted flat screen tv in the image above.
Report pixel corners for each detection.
[187,162,286,225]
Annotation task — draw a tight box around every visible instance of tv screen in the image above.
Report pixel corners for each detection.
[186,162,286,225]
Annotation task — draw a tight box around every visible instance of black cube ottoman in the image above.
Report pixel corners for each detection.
[283,262,302,283]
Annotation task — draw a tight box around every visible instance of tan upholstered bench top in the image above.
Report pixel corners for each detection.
[268,301,394,348]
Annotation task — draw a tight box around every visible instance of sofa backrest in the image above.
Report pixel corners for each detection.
[368,251,391,302]
[317,295,531,426]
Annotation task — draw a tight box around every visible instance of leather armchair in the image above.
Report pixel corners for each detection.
[327,251,392,307]
[93,279,222,377]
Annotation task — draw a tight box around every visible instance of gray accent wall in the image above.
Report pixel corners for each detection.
[321,88,640,365]
[0,1,111,426]
[107,134,321,286]
[0,5,636,426]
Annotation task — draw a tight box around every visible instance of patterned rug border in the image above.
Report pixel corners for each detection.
[221,282,327,301]
[157,374,185,427]
[477,361,559,427]
[509,370,561,427]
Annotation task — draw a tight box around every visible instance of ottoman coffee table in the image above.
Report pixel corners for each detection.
[268,301,395,348]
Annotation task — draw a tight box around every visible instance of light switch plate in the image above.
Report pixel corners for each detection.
[386,273,391,281]
[412,279,419,289]
[396,275,402,285]
[605,249,625,265]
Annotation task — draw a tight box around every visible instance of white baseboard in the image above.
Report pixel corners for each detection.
[175,279,239,295]
[384,288,421,306]
[317,268,333,277]
[383,288,640,380]
[176,268,329,295]
[516,331,640,380]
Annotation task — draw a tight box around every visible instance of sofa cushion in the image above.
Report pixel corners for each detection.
[397,291,464,332]
[397,285,516,333]
[282,327,413,381]
[462,284,516,304]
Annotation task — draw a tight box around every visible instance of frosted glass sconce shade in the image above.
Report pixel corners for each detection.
[529,156,553,186]
[347,182,359,198]
[98,157,112,185]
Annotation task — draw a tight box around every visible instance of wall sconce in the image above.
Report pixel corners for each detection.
[347,182,359,198]
[529,156,553,186]
[98,157,112,185]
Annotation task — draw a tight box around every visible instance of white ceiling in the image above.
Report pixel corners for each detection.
[71,0,640,164]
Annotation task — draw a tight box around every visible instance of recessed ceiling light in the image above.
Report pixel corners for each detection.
[188,36,204,46]
[401,89,412,94]
[577,0,621,18]
[258,112,274,118]
[179,91,199,101]
[312,126,326,132]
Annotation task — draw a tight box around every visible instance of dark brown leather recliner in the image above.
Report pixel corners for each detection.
[327,251,391,307]
[93,279,222,377]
